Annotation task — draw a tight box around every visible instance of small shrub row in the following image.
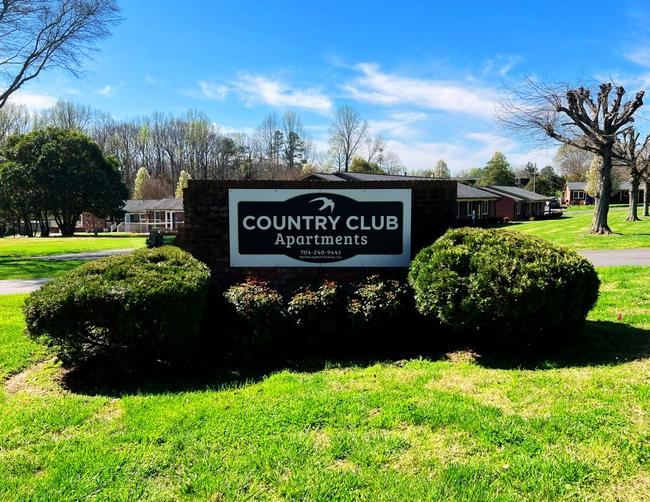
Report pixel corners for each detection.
[221,276,415,353]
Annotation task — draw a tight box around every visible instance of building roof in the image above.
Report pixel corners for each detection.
[457,183,500,201]
[123,199,159,213]
[567,181,637,192]
[149,198,184,211]
[300,171,498,201]
[301,171,437,182]
[480,186,553,202]
[123,198,184,212]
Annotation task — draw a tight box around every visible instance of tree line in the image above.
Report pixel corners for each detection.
[0,101,406,199]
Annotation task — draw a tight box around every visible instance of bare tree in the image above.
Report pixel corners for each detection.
[365,134,386,163]
[497,78,645,234]
[328,105,368,171]
[616,128,650,221]
[0,0,122,108]
[381,149,405,175]
[0,102,29,139]
[554,144,593,180]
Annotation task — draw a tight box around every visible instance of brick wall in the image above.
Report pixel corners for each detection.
[178,179,456,291]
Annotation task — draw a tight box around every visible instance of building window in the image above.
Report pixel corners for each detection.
[482,201,489,215]
[466,201,471,216]
[457,203,461,219]
[516,203,521,215]
[573,191,585,199]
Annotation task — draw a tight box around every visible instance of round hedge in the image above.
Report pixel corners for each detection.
[407,228,600,336]
[23,246,212,369]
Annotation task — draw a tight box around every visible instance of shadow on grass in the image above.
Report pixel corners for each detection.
[59,318,650,398]
[0,258,87,280]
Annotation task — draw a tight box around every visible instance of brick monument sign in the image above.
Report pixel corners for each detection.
[179,179,456,291]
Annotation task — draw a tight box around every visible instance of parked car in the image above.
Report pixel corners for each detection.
[548,198,561,209]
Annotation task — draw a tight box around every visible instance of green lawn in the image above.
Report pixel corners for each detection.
[2,266,650,500]
[0,235,147,280]
[0,294,50,380]
[503,210,650,250]
[0,235,145,258]
[564,203,627,212]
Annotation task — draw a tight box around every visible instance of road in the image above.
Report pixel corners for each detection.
[0,248,136,295]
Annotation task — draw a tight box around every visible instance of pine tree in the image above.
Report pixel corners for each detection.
[133,167,150,199]
[175,170,191,198]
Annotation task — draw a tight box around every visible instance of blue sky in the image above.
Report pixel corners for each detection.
[10,0,650,174]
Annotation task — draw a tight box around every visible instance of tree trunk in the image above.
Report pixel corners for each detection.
[591,147,613,234]
[644,182,650,217]
[627,176,641,221]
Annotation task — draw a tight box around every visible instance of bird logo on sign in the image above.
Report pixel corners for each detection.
[309,197,335,213]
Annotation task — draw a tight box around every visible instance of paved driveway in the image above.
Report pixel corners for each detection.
[0,248,137,295]
[578,248,650,267]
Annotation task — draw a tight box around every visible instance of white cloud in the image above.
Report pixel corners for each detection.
[367,111,427,138]
[386,133,557,175]
[625,47,650,67]
[200,81,228,100]
[8,91,58,110]
[481,54,523,77]
[97,85,114,97]
[218,124,255,136]
[342,63,497,118]
[231,74,333,114]
[145,74,169,85]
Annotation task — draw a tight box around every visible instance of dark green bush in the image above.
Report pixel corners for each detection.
[23,246,211,370]
[407,228,600,337]
[286,280,345,345]
[223,278,286,350]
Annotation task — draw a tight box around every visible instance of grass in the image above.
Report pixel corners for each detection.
[0,235,154,280]
[2,266,650,500]
[502,210,650,250]
[0,259,88,280]
[0,235,145,259]
[564,203,627,212]
[0,294,50,380]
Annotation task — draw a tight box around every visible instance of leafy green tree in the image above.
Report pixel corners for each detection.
[476,152,515,186]
[133,167,150,199]
[433,159,451,178]
[349,156,383,174]
[175,170,192,198]
[1,127,128,236]
[525,165,565,196]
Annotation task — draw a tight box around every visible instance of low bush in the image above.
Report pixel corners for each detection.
[221,276,415,353]
[223,278,286,350]
[286,280,345,345]
[347,276,412,341]
[407,228,600,339]
[23,246,211,370]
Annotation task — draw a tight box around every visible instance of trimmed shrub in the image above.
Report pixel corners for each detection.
[347,276,412,339]
[407,228,599,337]
[223,278,285,350]
[23,246,212,370]
[286,280,345,345]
